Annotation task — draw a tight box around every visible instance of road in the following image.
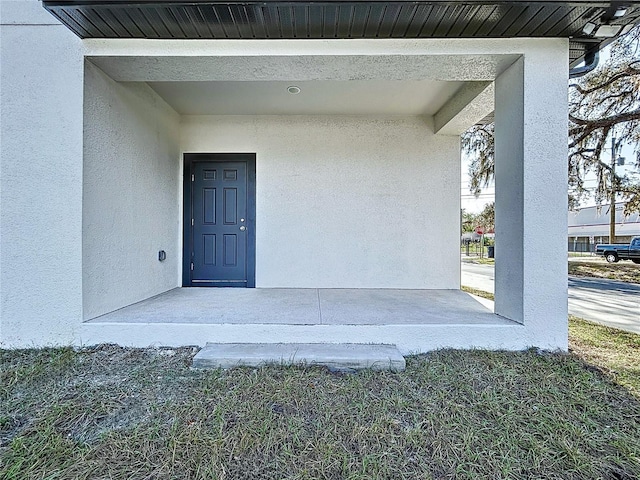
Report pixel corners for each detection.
[461,262,640,334]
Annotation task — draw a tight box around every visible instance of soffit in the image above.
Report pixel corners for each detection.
[43,1,640,67]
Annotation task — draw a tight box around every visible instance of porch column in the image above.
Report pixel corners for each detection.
[494,40,568,349]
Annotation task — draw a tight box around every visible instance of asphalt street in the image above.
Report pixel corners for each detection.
[461,261,640,334]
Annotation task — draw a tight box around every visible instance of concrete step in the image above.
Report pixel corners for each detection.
[192,343,406,372]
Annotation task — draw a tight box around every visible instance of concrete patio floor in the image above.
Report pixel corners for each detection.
[88,288,511,326]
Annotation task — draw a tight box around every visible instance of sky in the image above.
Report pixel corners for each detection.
[460,143,638,214]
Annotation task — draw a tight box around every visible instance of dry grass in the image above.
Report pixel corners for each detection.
[460,257,495,265]
[460,286,494,301]
[568,260,640,284]
[569,315,640,397]
[462,286,640,398]
[2,340,639,480]
[462,256,640,283]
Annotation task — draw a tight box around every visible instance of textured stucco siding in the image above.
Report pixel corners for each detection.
[0,5,84,347]
[494,41,569,349]
[82,62,181,320]
[0,1,569,352]
[181,115,461,289]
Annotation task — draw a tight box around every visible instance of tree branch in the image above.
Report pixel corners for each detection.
[569,63,640,95]
[569,109,640,127]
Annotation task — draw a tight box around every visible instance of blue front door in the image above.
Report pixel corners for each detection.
[184,154,256,287]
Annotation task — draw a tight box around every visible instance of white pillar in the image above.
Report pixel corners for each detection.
[494,40,568,350]
[1,1,84,347]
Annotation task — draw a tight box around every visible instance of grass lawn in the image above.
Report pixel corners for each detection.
[461,256,495,265]
[462,286,640,398]
[2,325,639,480]
[463,257,640,284]
[569,316,640,397]
[568,260,640,284]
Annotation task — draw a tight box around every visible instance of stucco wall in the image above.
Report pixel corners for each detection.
[181,115,461,289]
[83,62,181,320]
[494,40,569,349]
[1,11,567,351]
[1,2,84,347]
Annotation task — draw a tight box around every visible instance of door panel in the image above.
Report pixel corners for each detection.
[203,189,216,224]
[223,234,238,266]
[224,188,238,224]
[184,154,256,287]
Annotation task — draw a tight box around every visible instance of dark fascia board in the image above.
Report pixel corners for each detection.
[41,1,636,4]
[42,0,640,68]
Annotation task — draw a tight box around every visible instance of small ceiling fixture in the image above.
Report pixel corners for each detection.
[287,85,301,94]
[595,24,623,37]
[582,22,596,35]
[614,7,628,17]
[582,21,626,38]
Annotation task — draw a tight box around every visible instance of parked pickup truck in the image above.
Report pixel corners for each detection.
[595,236,640,264]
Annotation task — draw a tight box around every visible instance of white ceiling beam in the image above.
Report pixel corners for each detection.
[433,81,494,135]
[86,54,518,83]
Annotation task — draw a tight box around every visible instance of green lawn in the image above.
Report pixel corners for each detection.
[2,328,639,479]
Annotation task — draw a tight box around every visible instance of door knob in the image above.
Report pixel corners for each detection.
[239,226,246,231]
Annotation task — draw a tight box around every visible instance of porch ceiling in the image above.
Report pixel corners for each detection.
[43,1,640,67]
[88,51,503,122]
[147,79,466,116]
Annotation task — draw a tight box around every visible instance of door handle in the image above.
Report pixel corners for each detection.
[239,226,246,231]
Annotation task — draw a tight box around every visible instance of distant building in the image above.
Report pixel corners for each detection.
[569,204,640,252]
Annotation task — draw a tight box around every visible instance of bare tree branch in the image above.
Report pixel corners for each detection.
[569,63,639,95]
[463,24,640,215]
[569,110,640,128]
